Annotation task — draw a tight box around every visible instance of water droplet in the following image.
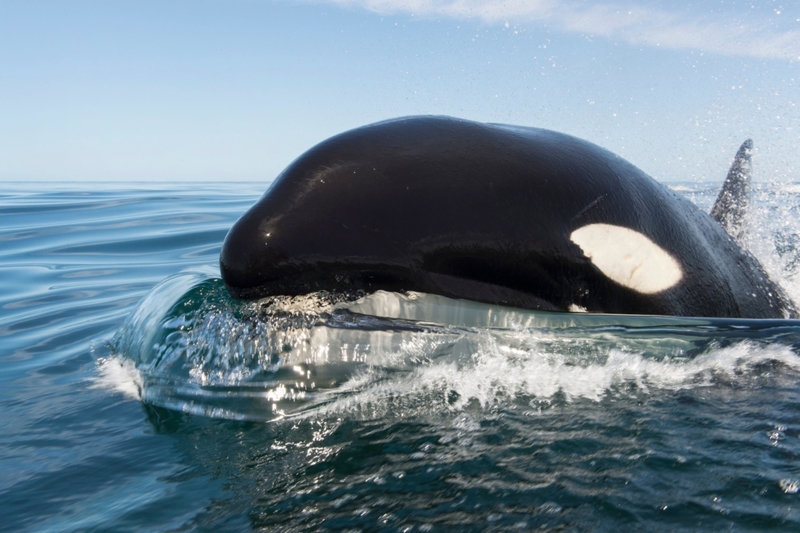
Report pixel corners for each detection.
[779,479,800,494]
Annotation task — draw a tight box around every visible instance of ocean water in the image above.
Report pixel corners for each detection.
[3,181,800,532]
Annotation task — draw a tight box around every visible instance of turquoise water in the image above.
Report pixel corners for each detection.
[3,182,800,531]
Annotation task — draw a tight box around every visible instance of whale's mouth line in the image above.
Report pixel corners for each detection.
[223,272,568,315]
[222,266,417,302]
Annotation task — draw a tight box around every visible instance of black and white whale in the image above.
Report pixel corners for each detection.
[220,116,796,319]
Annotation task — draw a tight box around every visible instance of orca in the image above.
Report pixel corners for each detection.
[220,116,796,319]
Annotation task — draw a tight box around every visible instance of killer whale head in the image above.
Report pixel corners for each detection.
[220,116,795,319]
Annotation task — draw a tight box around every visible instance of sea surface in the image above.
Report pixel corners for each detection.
[3,181,800,532]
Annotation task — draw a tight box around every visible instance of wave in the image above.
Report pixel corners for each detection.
[105,271,800,421]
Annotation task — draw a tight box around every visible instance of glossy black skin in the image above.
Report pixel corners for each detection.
[220,116,796,318]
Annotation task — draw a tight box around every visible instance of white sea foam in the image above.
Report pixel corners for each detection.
[769,183,800,196]
[668,184,701,194]
[304,337,800,421]
[92,356,143,400]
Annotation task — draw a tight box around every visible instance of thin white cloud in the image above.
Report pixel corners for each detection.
[328,0,555,21]
[325,0,800,60]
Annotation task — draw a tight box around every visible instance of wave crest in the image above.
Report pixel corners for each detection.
[106,273,800,421]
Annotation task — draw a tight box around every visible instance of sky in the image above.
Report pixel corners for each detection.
[0,0,798,183]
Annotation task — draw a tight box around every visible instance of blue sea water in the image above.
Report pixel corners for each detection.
[3,181,800,531]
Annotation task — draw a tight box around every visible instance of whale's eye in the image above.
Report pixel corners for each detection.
[570,224,683,294]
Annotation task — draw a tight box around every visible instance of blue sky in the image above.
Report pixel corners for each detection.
[1,0,798,183]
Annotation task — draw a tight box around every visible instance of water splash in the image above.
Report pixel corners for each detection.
[745,182,800,305]
[92,355,143,400]
[109,274,800,421]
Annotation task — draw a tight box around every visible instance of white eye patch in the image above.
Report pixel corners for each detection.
[569,223,683,294]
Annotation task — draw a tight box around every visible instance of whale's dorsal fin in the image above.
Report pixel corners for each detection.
[710,139,752,242]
